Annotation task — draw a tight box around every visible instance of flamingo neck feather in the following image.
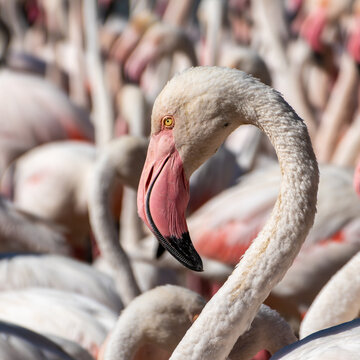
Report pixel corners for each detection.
[229,304,297,358]
[170,72,318,359]
[104,312,144,360]
[88,150,141,305]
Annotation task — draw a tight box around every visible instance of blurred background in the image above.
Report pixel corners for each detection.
[0,0,360,359]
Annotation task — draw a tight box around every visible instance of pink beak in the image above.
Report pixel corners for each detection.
[137,131,203,271]
[300,8,327,53]
[347,18,360,64]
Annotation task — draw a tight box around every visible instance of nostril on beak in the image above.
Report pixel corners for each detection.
[144,166,154,193]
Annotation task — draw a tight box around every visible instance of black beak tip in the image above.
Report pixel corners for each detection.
[190,260,204,272]
[180,250,203,272]
[167,232,204,272]
[156,232,204,272]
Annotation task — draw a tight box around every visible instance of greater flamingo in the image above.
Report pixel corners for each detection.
[11,138,145,259]
[0,196,70,255]
[137,66,319,358]
[11,141,97,258]
[123,21,197,82]
[101,285,206,360]
[88,135,148,304]
[101,285,296,360]
[299,160,360,337]
[186,163,360,319]
[0,254,123,312]
[0,287,117,358]
[299,250,360,338]
[0,67,94,176]
[0,319,94,360]
[271,318,360,359]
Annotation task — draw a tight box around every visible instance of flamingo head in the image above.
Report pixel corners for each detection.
[347,7,360,65]
[137,67,246,271]
[300,3,328,54]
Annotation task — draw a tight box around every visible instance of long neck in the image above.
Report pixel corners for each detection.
[171,83,318,359]
[176,32,198,67]
[88,154,141,305]
[119,85,148,138]
[300,251,360,338]
[120,187,146,247]
[229,304,297,359]
[202,0,223,66]
[333,112,360,167]
[68,0,88,108]
[83,0,114,146]
[104,312,144,360]
[315,53,359,162]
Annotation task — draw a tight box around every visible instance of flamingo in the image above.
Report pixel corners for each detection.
[11,137,145,258]
[296,0,358,160]
[0,14,94,177]
[0,287,117,358]
[109,10,158,65]
[0,254,123,312]
[11,135,181,304]
[314,51,359,163]
[0,67,94,175]
[88,135,149,304]
[161,0,195,27]
[137,66,319,358]
[330,3,360,167]
[123,21,197,83]
[101,285,296,360]
[83,133,233,296]
[299,160,360,337]
[11,141,97,258]
[300,0,353,54]
[219,45,272,86]
[354,159,360,195]
[188,44,275,214]
[0,196,70,255]
[185,163,360,317]
[251,0,319,141]
[299,250,360,338]
[101,285,206,360]
[0,319,94,360]
[271,318,360,359]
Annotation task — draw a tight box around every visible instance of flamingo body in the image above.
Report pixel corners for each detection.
[271,318,360,359]
[0,196,69,255]
[12,141,96,257]
[0,288,117,357]
[0,69,94,174]
[0,254,123,312]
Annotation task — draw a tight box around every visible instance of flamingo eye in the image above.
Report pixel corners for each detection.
[162,115,174,129]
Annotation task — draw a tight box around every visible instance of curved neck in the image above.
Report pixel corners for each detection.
[119,85,148,137]
[88,155,141,305]
[120,187,146,247]
[104,313,144,360]
[171,82,318,359]
[230,304,297,359]
[176,32,198,67]
[315,53,359,162]
[0,17,10,66]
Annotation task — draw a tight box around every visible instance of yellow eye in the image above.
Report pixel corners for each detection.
[162,115,174,129]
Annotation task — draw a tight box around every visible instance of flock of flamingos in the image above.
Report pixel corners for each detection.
[1,0,360,359]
